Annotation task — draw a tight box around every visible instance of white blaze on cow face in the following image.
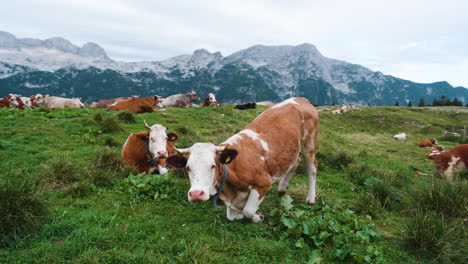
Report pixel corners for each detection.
[7,94,20,107]
[147,124,169,158]
[208,93,217,104]
[184,143,223,202]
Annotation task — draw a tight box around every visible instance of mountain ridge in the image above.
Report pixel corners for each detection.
[0,31,467,105]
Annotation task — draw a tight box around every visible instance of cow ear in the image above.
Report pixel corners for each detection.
[167,132,179,142]
[167,155,187,168]
[134,131,149,140]
[219,148,238,164]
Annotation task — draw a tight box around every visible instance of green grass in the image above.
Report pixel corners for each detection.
[0,105,467,263]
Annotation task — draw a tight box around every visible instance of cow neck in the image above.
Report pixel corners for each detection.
[212,163,228,209]
[143,138,157,166]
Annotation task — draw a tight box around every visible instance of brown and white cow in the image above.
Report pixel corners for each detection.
[108,96,162,113]
[201,93,218,107]
[0,96,10,107]
[418,138,438,148]
[167,97,319,222]
[121,121,180,174]
[427,144,468,180]
[161,91,200,108]
[6,94,25,109]
[44,96,85,108]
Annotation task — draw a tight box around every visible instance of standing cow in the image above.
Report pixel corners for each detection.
[121,121,180,174]
[167,97,319,222]
[162,91,200,108]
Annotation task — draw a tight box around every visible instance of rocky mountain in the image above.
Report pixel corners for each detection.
[1,31,467,105]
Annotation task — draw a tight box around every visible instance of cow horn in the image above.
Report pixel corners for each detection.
[175,147,190,154]
[144,120,151,130]
[215,145,227,152]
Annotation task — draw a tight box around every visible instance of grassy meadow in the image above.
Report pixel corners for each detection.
[0,105,467,263]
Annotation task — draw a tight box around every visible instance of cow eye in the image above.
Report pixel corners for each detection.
[211,165,216,169]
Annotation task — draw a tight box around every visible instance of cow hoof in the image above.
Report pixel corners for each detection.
[278,191,286,197]
[307,200,316,206]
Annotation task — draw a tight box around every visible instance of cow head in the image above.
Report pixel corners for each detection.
[153,95,164,108]
[208,93,217,104]
[427,147,442,159]
[188,91,200,101]
[72,98,85,108]
[432,138,438,145]
[143,120,179,159]
[167,143,238,202]
[7,94,21,108]
[33,94,45,105]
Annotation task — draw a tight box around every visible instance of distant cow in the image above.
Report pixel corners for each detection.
[167,97,319,222]
[393,132,407,140]
[331,109,343,115]
[108,96,162,113]
[92,95,147,109]
[30,94,45,107]
[162,92,200,108]
[443,130,461,137]
[44,96,85,109]
[201,93,218,107]
[418,139,438,148]
[427,144,468,180]
[234,102,256,110]
[121,121,180,174]
[6,94,25,109]
[0,97,10,107]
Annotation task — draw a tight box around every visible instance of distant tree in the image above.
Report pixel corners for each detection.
[418,98,426,107]
[407,100,412,107]
[394,101,399,106]
[452,97,461,106]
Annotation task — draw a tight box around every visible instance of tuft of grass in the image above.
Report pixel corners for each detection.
[344,162,372,185]
[84,147,134,186]
[99,116,121,133]
[402,211,464,261]
[116,110,136,124]
[93,111,103,122]
[36,105,51,113]
[38,155,79,187]
[317,148,355,170]
[103,136,120,147]
[351,192,383,217]
[0,171,49,247]
[412,180,468,218]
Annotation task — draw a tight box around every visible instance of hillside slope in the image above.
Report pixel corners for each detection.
[0,105,467,263]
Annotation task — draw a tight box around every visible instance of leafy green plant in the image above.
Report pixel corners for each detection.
[118,173,182,200]
[0,171,49,247]
[271,195,383,263]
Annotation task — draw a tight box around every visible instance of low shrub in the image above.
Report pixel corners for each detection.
[93,111,120,132]
[116,110,136,124]
[270,195,383,263]
[0,171,49,247]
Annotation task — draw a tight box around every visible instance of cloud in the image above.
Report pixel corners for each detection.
[1,0,468,86]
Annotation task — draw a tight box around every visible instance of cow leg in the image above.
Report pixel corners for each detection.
[226,206,244,221]
[242,187,267,223]
[278,159,299,196]
[305,154,318,205]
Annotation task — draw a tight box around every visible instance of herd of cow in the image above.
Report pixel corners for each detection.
[392,133,468,180]
[0,91,271,113]
[1,93,466,222]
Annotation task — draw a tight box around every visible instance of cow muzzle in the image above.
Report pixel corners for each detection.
[157,150,168,158]
[188,189,209,202]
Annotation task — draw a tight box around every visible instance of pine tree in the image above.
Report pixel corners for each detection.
[452,97,461,106]
[407,100,412,107]
[395,101,399,106]
[418,98,425,107]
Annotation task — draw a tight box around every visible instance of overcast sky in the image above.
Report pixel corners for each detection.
[1,0,467,87]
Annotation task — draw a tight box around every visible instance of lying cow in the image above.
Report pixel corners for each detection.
[108,96,162,113]
[121,121,179,174]
[393,132,407,140]
[44,96,85,108]
[6,94,25,109]
[234,102,256,110]
[418,138,438,148]
[167,97,319,222]
[162,91,200,108]
[0,97,10,107]
[427,144,468,180]
[201,93,218,107]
